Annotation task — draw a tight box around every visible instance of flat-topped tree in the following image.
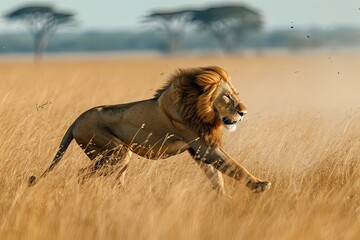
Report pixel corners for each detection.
[145,9,195,53]
[191,5,262,53]
[4,5,75,60]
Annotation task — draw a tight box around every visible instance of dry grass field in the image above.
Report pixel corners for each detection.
[0,54,359,240]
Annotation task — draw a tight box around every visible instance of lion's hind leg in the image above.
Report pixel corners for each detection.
[79,146,131,187]
[112,149,132,187]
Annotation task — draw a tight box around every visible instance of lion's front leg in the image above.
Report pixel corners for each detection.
[214,162,271,193]
[210,148,271,193]
[188,149,225,194]
[216,163,271,193]
[245,177,271,193]
[195,160,225,194]
[189,143,271,193]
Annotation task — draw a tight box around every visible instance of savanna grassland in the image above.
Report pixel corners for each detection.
[0,54,359,240]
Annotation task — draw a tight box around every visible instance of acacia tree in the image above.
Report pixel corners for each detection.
[145,9,195,53]
[4,5,75,60]
[191,5,262,52]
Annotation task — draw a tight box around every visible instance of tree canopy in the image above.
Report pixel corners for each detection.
[145,4,262,53]
[145,9,195,52]
[190,5,262,52]
[4,4,75,60]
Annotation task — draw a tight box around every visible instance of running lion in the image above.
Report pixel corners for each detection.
[29,66,270,193]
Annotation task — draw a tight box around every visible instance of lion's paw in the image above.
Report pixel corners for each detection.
[246,179,271,193]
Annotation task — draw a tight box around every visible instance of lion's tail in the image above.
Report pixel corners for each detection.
[28,122,75,187]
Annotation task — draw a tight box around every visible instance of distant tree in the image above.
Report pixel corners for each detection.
[4,4,75,60]
[144,9,194,53]
[190,5,262,52]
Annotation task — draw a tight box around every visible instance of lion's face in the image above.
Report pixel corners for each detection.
[214,81,247,132]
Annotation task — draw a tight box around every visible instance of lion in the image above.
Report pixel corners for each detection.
[29,66,270,193]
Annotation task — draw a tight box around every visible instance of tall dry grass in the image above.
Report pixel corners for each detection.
[0,55,359,239]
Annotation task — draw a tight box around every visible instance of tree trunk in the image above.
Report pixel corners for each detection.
[212,30,234,53]
[34,31,48,61]
[166,30,184,53]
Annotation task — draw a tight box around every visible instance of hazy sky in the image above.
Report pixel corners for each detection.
[1,0,360,32]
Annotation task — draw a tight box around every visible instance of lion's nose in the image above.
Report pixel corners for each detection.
[238,110,247,117]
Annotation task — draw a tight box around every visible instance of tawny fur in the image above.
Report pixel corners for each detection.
[29,66,270,194]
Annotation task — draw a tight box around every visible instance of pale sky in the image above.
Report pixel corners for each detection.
[1,0,360,32]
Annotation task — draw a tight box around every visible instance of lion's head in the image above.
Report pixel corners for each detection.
[155,66,247,146]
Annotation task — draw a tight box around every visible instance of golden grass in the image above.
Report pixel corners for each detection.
[0,54,359,240]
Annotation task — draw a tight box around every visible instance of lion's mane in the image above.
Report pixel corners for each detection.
[154,66,230,147]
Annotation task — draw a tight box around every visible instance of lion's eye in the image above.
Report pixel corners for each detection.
[223,94,231,103]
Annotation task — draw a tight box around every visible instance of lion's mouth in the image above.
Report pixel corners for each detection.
[222,117,238,131]
[222,117,237,125]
